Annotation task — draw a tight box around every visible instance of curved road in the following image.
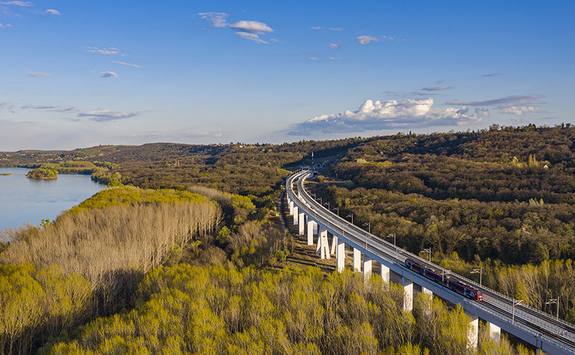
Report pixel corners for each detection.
[287,169,575,355]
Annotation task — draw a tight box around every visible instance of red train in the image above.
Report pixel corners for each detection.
[405,258,484,301]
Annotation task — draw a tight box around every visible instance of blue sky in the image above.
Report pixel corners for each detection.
[1,0,573,150]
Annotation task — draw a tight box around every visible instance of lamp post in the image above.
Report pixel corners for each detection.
[324,202,330,210]
[512,300,524,324]
[363,222,371,234]
[318,197,322,205]
[333,207,339,216]
[546,297,559,320]
[347,214,353,224]
[471,267,483,286]
[423,248,431,262]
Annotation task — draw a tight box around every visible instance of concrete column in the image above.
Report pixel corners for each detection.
[363,255,373,282]
[336,238,345,273]
[488,322,501,343]
[317,227,330,259]
[380,264,390,285]
[353,248,361,272]
[307,220,316,245]
[289,199,294,215]
[330,235,337,255]
[293,206,299,225]
[298,212,305,235]
[466,311,478,351]
[402,277,413,312]
[422,286,432,298]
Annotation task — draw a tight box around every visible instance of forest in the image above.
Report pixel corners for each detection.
[1,124,575,354]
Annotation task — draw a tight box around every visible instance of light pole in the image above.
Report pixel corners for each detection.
[347,214,353,224]
[318,197,322,205]
[546,297,559,320]
[471,267,483,286]
[324,202,330,210]
[363,222,371,234]
[423,248,431,262]
[512,299,524,324]
[333,207,339,216]
[386,233,396,247]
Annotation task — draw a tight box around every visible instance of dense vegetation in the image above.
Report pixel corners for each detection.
[26,167,58,180]
[2,124,575,353]
[42,264,534,355]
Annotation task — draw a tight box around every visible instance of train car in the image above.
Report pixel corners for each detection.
[405,258,483,301]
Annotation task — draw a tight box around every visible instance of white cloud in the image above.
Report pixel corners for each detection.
[101,71,118,78]
[229,20,272,34]
[482,73,500,77]
[112,61,141,68]
[78,109,142,122]
[43,9,59,15]
[198,12,228,28]
[85,47,119,55]
[422,86,452,91]
[0,23,12,28]
[288,98,488,136]
[499,106,540,116]
[22,103,57,109]
[330,28,341,31]
[0,1,32,6]
[356,35,378,45]
[311,26,321,30]
[308,57,320,61]
[0,101,11,106]
[235,32,268,44]
[28,72,51,77]
[329,43,340,49]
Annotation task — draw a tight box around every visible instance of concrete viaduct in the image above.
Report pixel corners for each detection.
[286,169,575,355]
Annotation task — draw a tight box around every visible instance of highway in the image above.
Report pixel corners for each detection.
[287,169,575,355]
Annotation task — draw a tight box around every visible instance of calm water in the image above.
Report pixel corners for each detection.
[0,167,106,232]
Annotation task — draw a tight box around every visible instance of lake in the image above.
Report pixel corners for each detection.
[0,167,107,232]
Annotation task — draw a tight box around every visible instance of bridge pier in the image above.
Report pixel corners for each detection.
[298,212,305,235]
[317,226,330,259]
[380,263,390,285]
[336,238,345,272]
[363,255,373,282]
[306,220,316,245]
[330,235,337,255]
[402,277,413,312]
[288,199,294,216]
[466,311,479,351]
[488,322,501,343]
[353,248,361,272]
[293,206,299,225]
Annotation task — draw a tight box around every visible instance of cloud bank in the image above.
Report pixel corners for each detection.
[422,86,452,91]
[28,72,51,77]
[0,1,32,6]
[288,98,489,136]
[356,35,378,44]
[499,106,540,116]
[446,94,543,107]
[85,47,120,55]
[43,9,59,15]
[101,71,118,78]
[78,109,142,122]
[112,61,141,68]
[198,13,273,44]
